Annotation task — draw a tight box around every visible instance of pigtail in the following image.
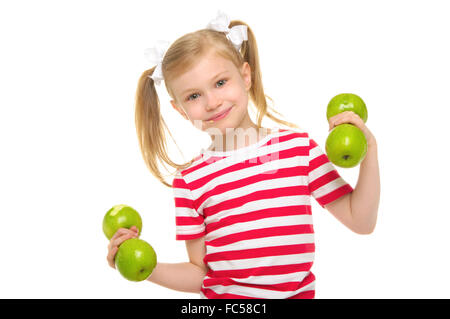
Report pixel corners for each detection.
[230,20,300,130]
[135,67,191,188]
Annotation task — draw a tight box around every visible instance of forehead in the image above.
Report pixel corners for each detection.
[170,51,237,94]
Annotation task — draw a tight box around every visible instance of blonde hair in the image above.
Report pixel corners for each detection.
[135,20,300,188]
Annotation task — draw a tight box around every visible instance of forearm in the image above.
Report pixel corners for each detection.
[147,262,207,294]
[350,140,380,234]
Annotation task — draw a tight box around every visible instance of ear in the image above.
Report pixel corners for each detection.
[240,62,252,91]
[170,100,189,121]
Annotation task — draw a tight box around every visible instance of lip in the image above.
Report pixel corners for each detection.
[206,106,233,122]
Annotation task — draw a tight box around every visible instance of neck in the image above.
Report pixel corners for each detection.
[209,120,270,152]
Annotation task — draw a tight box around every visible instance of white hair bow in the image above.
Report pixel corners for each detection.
[144,40,170,86]
[146,11,247,86]
[206,10,248,51]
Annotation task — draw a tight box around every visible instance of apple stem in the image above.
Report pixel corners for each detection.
[343,155,350,160]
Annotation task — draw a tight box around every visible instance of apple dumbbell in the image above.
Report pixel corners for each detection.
[325,93,368,168]
[103,204,157,281]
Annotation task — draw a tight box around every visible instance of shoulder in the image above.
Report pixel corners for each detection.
[269,127,311,146]
[172,153,206,186]
[272,126,310,138]
[276,127,325,150]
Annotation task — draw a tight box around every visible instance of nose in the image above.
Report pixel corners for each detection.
[205,91,222,112]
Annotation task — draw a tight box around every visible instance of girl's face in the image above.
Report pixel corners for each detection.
[169,50,257,138]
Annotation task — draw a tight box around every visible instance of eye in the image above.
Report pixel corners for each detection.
[216,79,227,87]
[186,79,227,102]
[187,93,200,101]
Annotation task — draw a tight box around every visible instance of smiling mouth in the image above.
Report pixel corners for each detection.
[206,106,233,122]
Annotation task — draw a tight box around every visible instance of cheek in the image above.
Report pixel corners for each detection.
[228,84,247,105]
[183,105,204,120]
[232,87,248,111]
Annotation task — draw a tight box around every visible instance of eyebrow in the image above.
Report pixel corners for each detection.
[181,71,228,95]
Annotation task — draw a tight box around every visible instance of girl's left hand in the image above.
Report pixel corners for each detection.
[328,111,377,148]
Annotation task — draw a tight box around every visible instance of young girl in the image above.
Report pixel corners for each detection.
[106,11,380,299]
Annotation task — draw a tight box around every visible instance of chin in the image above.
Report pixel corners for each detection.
[209,125,235,136]
[204,113,239,133]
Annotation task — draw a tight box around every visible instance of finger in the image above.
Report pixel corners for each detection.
[108,230,125,249]
[328,113,346,130]
[108,231,139,267]
[329,111,352,123]
[329,111,362,130]
[107,246,118,269]
[112,233,136,248]
[130,226,139,234]
[110,228,129,242]
[329,116,343,130]
[109,228,139,251]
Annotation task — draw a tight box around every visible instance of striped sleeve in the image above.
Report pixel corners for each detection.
[172,171,206,240]
[307,137,353,208]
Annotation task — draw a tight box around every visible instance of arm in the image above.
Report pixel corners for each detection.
[146,236,208,293]
[324,111,380,234]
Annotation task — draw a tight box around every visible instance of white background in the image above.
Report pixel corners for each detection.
[1,0,449,298]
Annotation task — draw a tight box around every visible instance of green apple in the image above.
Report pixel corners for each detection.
[103,204,142,240]
[115,238,157,282]
[327,93,368,123]
[325,124,367,168]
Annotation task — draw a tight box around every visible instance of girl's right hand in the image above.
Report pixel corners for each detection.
[106,226,139,269]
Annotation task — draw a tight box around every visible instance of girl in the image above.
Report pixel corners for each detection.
[107,11,380,299]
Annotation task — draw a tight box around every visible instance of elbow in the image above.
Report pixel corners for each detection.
[352,223,376,235]
[354,228,374,235]
[349,206,378,235]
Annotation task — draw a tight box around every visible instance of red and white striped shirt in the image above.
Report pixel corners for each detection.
[172,128,353,299]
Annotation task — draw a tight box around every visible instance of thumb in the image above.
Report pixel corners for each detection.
[130,226,139,233]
